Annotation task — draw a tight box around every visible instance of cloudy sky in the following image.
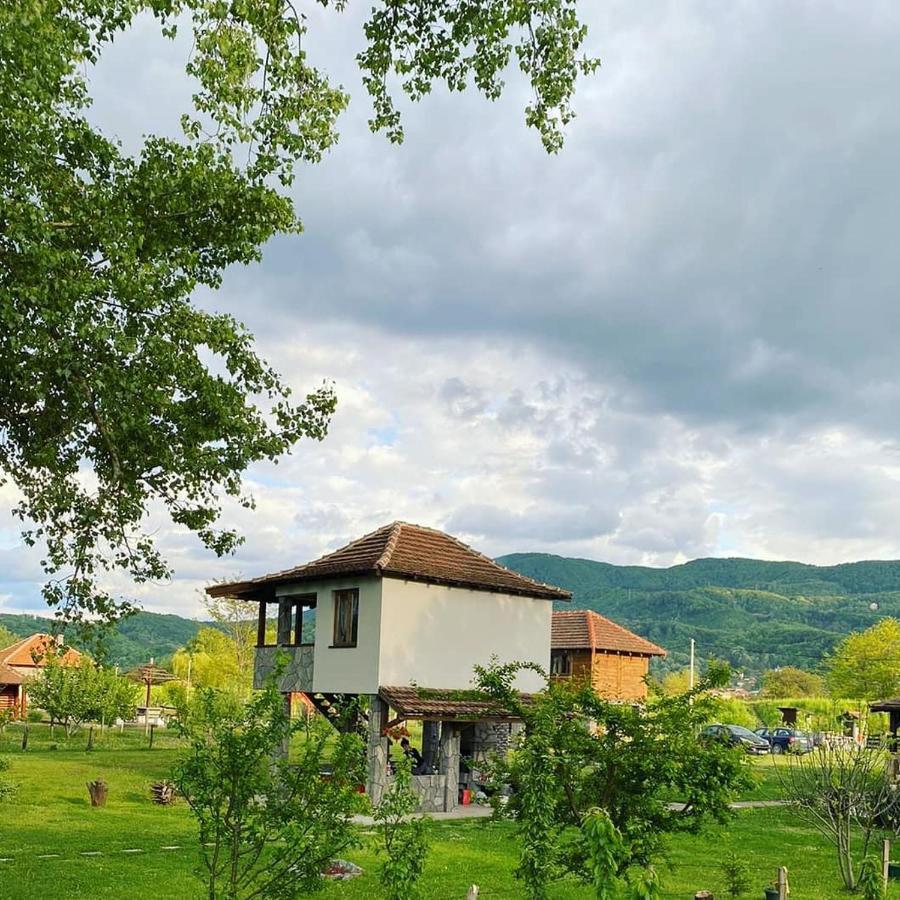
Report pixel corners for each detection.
[6,1,900,617]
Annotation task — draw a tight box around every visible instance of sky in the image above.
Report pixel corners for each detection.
[5,1,900,618]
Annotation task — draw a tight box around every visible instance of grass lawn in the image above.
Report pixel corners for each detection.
[0,726,897,898]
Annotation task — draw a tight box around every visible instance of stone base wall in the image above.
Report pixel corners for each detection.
[253,646,314,692]
[396,774,448,813]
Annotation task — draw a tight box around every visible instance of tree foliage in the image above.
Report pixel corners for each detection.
[173,676,366,899]
[172,626,249,696]
[28,659,139,734]
[1,1,597,628]
[0,624,16,650]
[825,618,900,700]
[760,666,826,698]
[373,756,430,900]
[474,661,751,899]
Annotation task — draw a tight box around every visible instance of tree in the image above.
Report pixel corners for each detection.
[373,757,430,900]
[28,659,139,734]
[173,676,366,899]
[825,618,900,700]
[474,661,751,900]
[659,668,692,696]
[202,592,256,679]
[1,2,597,629]
[0,625,17,650]
[760,666,826,698]
[172,626,250,696]
[777,740,899,891]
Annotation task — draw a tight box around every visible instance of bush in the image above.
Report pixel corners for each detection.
[0,756,17,801]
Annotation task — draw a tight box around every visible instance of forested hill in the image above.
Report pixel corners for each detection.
[497,553,900,675]
[0,611,208,668]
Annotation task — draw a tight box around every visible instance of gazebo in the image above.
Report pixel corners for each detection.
[126,660,178,707]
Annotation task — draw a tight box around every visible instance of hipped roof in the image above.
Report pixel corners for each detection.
[551,610,666,657]
[208,522,571,602]
[0,633,83,668]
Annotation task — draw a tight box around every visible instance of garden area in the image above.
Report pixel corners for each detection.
[0,721,898,899]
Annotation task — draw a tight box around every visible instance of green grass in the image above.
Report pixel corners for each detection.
[0,726,897,899]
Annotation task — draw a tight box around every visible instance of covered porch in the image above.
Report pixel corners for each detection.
[366,685,526,814]
[252,594,316,692]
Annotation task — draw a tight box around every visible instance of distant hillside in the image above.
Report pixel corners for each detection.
[498,553,900,675]
[0,611,209,668]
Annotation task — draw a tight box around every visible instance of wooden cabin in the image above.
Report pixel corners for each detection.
[0,633,83,717]
[550,610,666,701]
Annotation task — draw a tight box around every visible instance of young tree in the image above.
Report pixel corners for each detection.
[1,2,598,629]
[28,659,138,734]
[202,592,256,679]
[760,666,826,698]
[475,661,751,900]
[777,741,898,891]
[373,757,430,900]
[174,677,366,899]
[825,618,900,700]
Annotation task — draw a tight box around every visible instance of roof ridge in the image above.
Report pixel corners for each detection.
[375,521,404,570]
[0,634,36,663]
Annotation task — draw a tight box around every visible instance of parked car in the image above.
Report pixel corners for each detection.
[754,727,813,754]
[700,723,770,754]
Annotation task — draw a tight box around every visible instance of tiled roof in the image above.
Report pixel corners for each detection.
[0,662,25,686]
[208,522,571,602]
[0,633,83,668]
[378,685,529,721]
[551,610,666,657]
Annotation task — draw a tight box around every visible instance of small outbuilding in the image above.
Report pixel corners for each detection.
[550,610,666,701]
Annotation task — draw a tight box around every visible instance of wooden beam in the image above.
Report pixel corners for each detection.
[257,600,267,648]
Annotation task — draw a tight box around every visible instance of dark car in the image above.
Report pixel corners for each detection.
[700,723,770,754]
[754,727,812,754]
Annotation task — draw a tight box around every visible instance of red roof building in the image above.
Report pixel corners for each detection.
[550,610,666,701]
[0,633,83,716]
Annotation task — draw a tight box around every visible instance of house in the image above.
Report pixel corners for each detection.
[550,610,666,701]
[0,633,83,716]
[208,521,571,811]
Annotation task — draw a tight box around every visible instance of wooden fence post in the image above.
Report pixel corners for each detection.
[883,839,891,887]
[776,866,789,900]
[148,723,155,749]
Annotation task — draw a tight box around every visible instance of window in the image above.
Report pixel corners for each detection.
[332,588,359,648]
[258,595,316,648]
[550,650,573,676]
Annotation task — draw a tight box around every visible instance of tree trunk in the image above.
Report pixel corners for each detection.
[87,779,108,807]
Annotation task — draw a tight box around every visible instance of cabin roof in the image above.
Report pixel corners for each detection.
[208,522,571,602]
[0,633,82,669]
[378,685,529,722]
[551,610,666,657]
[0,662,25,685]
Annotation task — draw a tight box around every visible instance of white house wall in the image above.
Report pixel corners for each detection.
[377,579,551,692]
[275,576,383,694]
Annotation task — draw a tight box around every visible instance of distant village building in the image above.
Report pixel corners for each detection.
[550,609,666,701]
[0,633,83,716]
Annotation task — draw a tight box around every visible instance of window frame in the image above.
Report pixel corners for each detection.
[550,650,573,676]
[331,588,359,648]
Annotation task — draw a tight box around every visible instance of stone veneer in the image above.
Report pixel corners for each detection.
[253,645,314,692]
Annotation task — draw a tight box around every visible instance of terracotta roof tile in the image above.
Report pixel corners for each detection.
[551,610,666,657]
[208,522,571,602]
[378,685,529,721]
[0,634,82,668]
[0,662,25,685]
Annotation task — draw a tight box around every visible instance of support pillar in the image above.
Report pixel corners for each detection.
[439,722,461,812]
[366,694,390,806]
[422,720,440,772]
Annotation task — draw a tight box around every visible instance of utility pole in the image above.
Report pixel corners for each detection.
[689,638,696,690]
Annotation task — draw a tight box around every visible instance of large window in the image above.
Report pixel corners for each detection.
[257,595,315,648]
[332,588,359,648]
